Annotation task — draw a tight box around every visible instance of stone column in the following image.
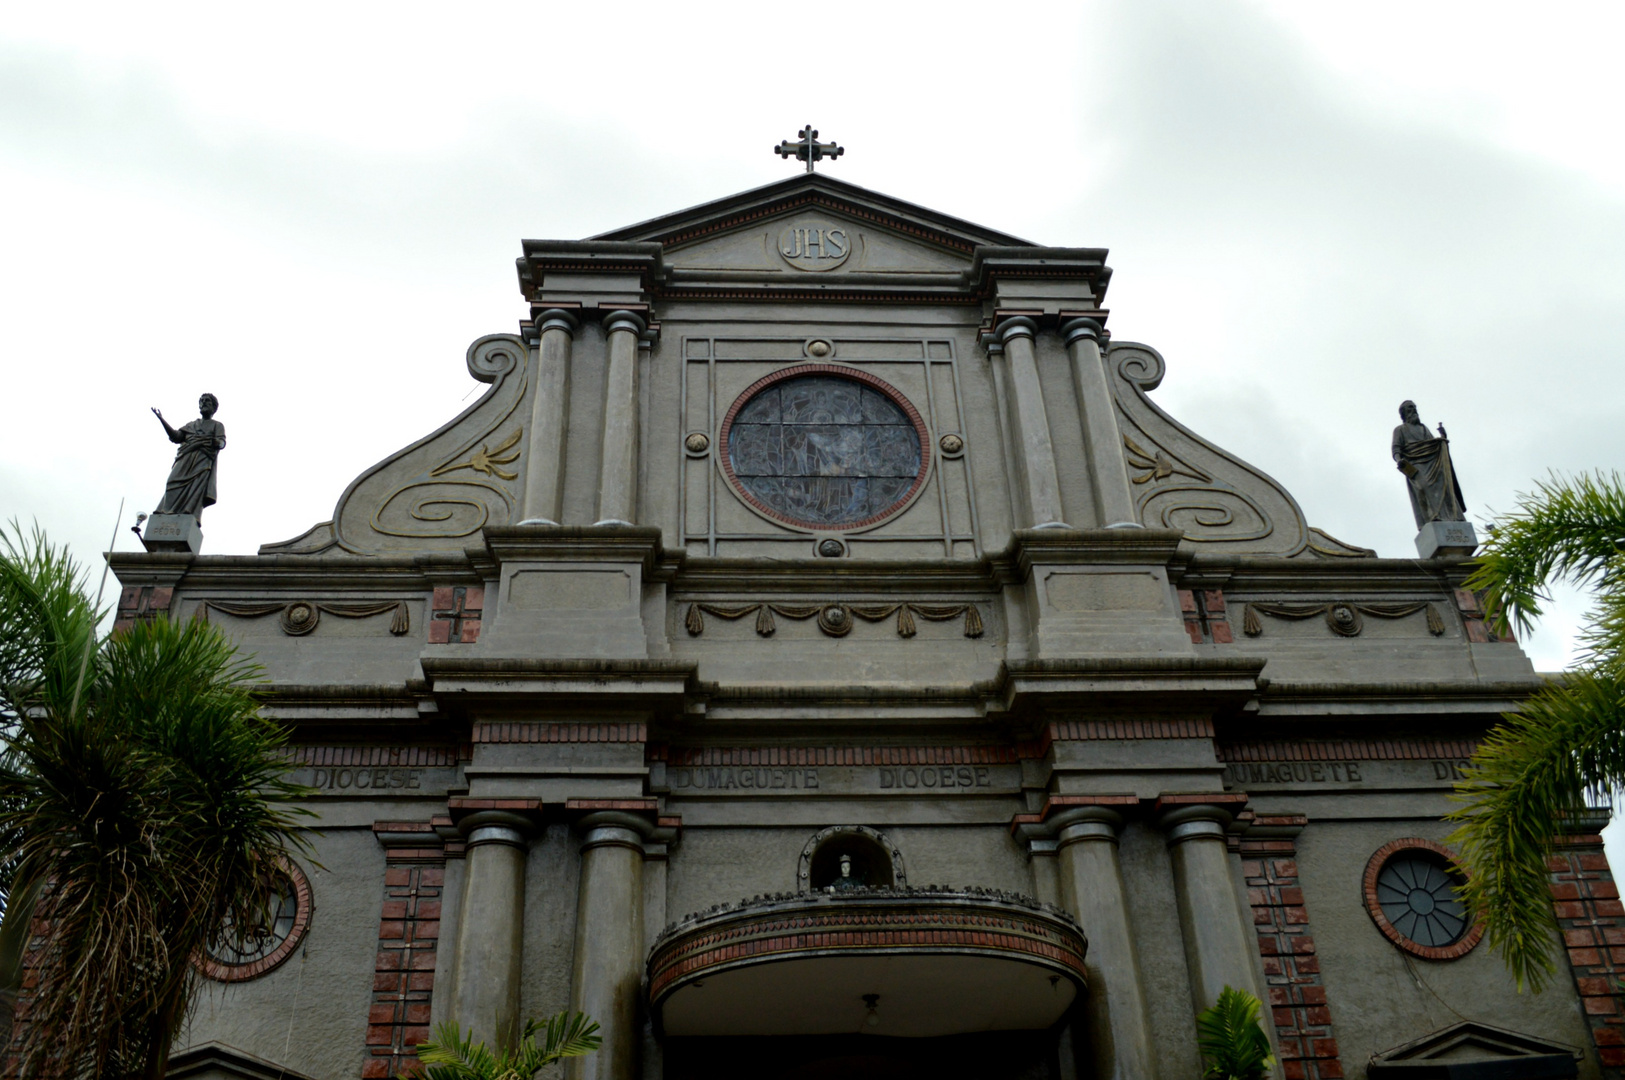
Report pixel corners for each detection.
[595,311,646,526]
[1054,808,1157,1080]
[1061,317,1140,529]
[450,811,530,1051]
[997,316,1068,527]
[569,813,646,1080]
[520,308,579,525]
[1160,803,1258,1011]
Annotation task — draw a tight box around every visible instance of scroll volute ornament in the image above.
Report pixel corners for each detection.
[327,334,532,554]
[1109,342,1311,556]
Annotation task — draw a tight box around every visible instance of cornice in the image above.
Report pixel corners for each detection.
[990,528,1188,579]
[671,556,1004,596]
[478,525,683,579]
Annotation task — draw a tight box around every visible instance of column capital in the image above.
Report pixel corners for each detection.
[1060,316,1105,346]
[1053,806,1126,849]
[1156,795,1248,846]
[998,315,1039,343]
[459,809,534,849]
[537,307,581,336]
[602,309,648,336]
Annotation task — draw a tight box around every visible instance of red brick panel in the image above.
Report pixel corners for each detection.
[114,584,173,632]
[1551,838,1625,1076]
[1220,738,1480,763]
[363,863,444,1079]
[476,722,648,744]
[1241,824,1344,1080]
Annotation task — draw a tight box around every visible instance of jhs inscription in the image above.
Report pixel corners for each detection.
[311,767,423,790]
[777,221,852,271]
[672,767,820,790]
[879,766,992,789]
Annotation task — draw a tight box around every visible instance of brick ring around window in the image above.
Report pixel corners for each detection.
[197,856,314,982]
[1363,838,1483,960]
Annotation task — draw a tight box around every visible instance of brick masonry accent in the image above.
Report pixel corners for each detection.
[428,585,482,644]
[651,744,1018,766]
[1241,818,1344,1080]
[114,584,173,632]
[647,900,1086,1004]
[1219,738,1479,763]
[282,745,463,767]
[1179,588,1235,644]
[476,722,647,744]
[1454,587,1515,643]
[1361,838,1484,961]
[363,845,445,1079]
[1550,835,1625,1075]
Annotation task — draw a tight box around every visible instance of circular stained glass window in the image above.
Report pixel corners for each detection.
[198,859,312,982]
[721,366,929,530]
[1363,839,1482,959]
[1376,855,1468,947]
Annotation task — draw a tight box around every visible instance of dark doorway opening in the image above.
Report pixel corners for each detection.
[663,1030,1066,1080]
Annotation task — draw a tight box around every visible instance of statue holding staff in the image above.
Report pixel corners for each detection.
[151,393,226,521]
[1392,399,1467,528]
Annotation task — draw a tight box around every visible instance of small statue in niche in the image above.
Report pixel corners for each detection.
[825,853,865,893]
[151,393,226,521]
[1392,400,1467,528]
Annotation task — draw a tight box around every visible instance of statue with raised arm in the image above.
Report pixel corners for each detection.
[1392,399,1467,528]
[152,393,226,520]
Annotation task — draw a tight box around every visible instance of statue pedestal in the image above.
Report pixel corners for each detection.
[141,514,202,554]
[1415,520,1477,559]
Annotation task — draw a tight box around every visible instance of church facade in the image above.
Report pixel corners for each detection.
[112,173,1616,1079]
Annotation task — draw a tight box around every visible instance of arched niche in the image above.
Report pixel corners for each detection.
[797,825,907,892]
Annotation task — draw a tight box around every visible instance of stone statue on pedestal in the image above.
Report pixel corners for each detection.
[141,393,225,553]
[1392,400,1477,558]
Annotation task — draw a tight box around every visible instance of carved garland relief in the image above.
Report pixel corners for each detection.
[684,601,984,639]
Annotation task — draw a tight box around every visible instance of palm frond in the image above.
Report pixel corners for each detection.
[1464,471,1625,649]
[404,1012,600,1079]
[1195,986,1274,1080]
[1447,669,1625,991]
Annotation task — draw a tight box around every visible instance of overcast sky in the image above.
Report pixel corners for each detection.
[4,0,1621,673]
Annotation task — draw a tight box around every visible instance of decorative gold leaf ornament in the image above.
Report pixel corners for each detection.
[431,429,523,481]
[1123,435,1211,486]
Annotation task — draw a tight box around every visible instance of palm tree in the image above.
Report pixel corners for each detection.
[0,524,311,1079]
[406,1012,601,1080]
[1447,472,1625,991]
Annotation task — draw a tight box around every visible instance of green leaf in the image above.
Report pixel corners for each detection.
[1195,986,1274,1080]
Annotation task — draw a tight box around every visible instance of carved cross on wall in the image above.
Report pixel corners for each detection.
[775,125,844,174]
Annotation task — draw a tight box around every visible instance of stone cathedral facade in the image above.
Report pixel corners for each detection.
[112,175,1618,1080]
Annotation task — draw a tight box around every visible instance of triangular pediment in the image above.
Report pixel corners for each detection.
[593,174,1029,278]
[594,173,1027,251]
[1367,1021,1581,1078]
[166,1041,317,1080]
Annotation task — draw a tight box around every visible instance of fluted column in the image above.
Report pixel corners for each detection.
[520,308,579,525]
[450,811,530,1051]
[996,317,1068,527]
[1160,804,1257,1011]
[1054,808,1157,1080]
[569,813,645,1080]
[1061,317,1140,529]
[595,311,645,526]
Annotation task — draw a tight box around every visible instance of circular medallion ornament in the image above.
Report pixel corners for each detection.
[198,858,313,982]
[774,219,852,272]
[818,604,853,635]
[1363,839,1482,960]
[720,365,930,532]
[939,433,964,457]
[684,432,710,455]
[280,603,318,636]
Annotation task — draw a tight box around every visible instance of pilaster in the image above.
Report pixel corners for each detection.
[520,308,580,526]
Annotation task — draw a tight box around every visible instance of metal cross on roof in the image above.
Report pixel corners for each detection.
[775,126,844,174]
